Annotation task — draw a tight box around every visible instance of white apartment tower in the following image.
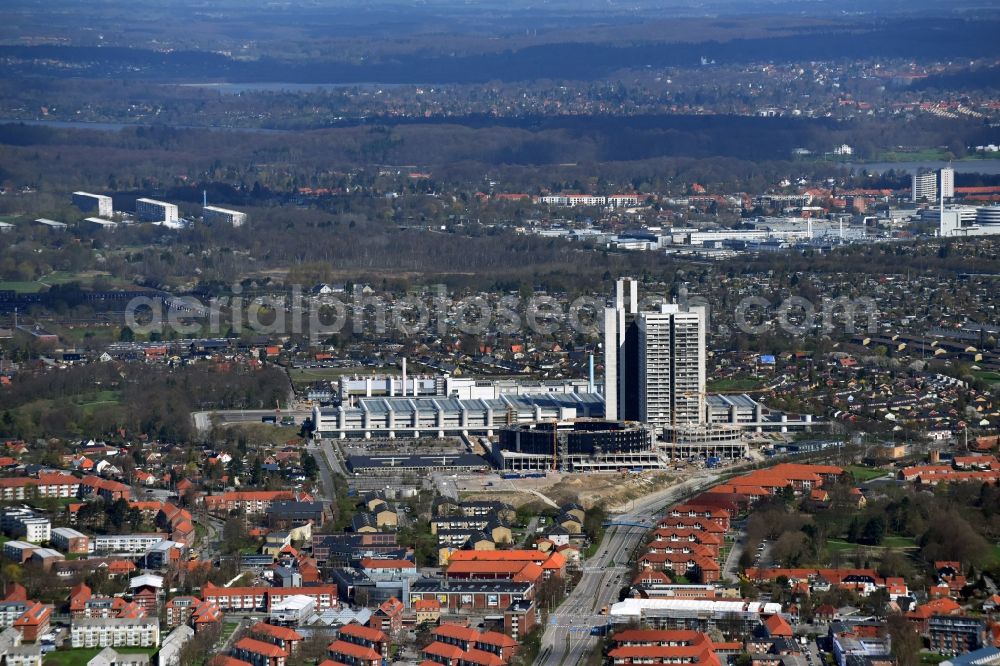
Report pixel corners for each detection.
[603,278,638,421]
[603,279,707,435]
[940,166,954,199]
[203,205,247,227]
[72,192,113,218]
[912,171,937,203]
[135,198,179,225]
[636,303,707,435]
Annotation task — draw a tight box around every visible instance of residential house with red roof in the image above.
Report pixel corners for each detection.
[205,491,313,515]
[13,601,51,642]
[327,623,389,666]
[234,636,288,666]
[370,597,404,635]
[607,629,722,666]
[421,623,517,666]
[250,622,303,657]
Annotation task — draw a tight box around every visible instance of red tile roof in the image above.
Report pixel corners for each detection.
[338,622,387,643]
[328,640,380,661]
[251,622,304,642]
[423,641,466,659]
[764,614,793,637]
[235,637,288,658]
[433,623,481,643]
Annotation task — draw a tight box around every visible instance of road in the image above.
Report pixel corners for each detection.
[536,471,721,666]
[521,516,541,547]
[722,526,745,583]
[432,473,459,501]
[191,408,314,433]
[307,439,342,504]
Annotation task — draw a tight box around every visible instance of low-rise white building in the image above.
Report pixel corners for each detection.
[70,617,160,648]
[92,534,166,555]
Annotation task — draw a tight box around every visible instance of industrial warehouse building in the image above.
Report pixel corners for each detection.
[312,392,605,439]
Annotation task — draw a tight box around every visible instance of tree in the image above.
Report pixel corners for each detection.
[861,515,886,546]
[536,575,566,611]
[886,613,921,666]
[221,515,250,554]
[287,634,331,666]
[302,452,319,479]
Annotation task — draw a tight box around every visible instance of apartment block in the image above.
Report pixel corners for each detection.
[70,617,160,648]
[72,192,113,217]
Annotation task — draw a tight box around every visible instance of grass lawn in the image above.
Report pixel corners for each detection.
[0,270,129,295]
[288,365,392,387]
[24,496,79,510]
[220,620,241,641]
[825,539,858,554]
[991,544,1000,567]
[876,148,953,162]
[881,535,918,549]
[846,465,887,482]
[45,647,157,666]
[0,280,46,293]
[73,390,123,415]
[707,377,766,393]
[195,522,208,544]
[973,370,1000,386]
[825,535,917,557]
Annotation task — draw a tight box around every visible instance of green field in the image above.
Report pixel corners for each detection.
[0,280,47,293]
[220,620,240,641]
[846,465,887,482]
[289,365,396,387]
[881,535,918,549]
[973,370,1000,386]
[44,647,157,666]
[825,535,917,556]
[71,390,123,415]
[876,148,954,162]
[0,270,127,294]
[707,377,766,393]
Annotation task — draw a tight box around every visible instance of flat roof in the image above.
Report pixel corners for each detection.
[707,394,760,409]
[411,579,533,594]
[319,391,604,418]
[348,453,487,470]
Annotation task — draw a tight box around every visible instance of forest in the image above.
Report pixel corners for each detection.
[741,476,1000,603]
[0,361,290,442]
[3,17,1000,84]
[0,111,993,199]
